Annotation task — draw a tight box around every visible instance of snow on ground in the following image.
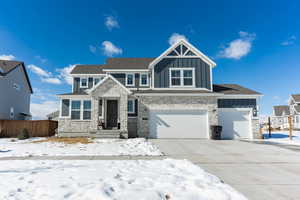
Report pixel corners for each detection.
[0,138,162,157]
[0,159,246,200]
[262,131,300,146]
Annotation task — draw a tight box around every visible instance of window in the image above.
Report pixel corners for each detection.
[140,73,148,86]
[170,68,195,87]
[83,100,91,120]
[61,99,70,117]
[71,100,81,120]
[94,78,100,86]
[80,78,88,88]
[128,100,135,114]
[126,73,135,86]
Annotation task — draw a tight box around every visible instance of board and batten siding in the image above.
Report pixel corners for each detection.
[73,77,94,93]
[111,73,150,89]
[153,58,211,90]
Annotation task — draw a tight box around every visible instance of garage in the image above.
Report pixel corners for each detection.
[218,108,251,139]
[149,110,209,138]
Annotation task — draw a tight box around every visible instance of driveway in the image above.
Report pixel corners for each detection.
[150,139,300,200]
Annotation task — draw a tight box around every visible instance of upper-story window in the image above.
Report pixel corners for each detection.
[126,73,135,86]
[80,78,88,88]
[169,68,195,87]
[94,78,100,86]
[140,73,148,86]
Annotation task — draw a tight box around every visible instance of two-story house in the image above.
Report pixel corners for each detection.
[0,60,33,120]
[289,94,300,129]
[271,105,290,129]
[57,40,262,139]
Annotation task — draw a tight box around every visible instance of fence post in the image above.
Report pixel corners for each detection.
[288,116,293,140]
[268,117,272,138]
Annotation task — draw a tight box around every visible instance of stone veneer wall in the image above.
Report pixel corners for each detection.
[58,77,129,137]
[251,118,262,139]
[137,96,218,138]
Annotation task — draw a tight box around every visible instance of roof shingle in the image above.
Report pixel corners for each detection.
[273,105,290,116]
[292,94,300,102]
[213,84,261,95]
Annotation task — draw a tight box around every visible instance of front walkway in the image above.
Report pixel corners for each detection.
[150,139,300,200]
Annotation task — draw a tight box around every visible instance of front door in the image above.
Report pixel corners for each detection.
[106,100,118,129]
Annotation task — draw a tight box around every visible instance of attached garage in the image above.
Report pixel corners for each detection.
[218,108,252,139]
[149,109,209,139]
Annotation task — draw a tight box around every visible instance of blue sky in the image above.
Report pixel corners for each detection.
[0,0,299,118]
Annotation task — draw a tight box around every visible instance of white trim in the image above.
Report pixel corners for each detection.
[135,93,223,97]
[149,39,216,69]
[125,73,135,87]
[87,74,132,95]
[150,87,210,91]
[169,68,195,88]
[103,69,149,72]
[71,73,105,77]
[139,73,149,86]
[128,99,135,114]
[80,77,88,88]
[59,99,71,118]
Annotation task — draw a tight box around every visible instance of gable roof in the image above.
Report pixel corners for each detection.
[213,84,261,95]
[149,39,216,69]
[0,60,33,93]
[71,64,106,74]
[87,75,132,95]
[106,58,154,70]
[291,94,300,103]
[273,105,290,116]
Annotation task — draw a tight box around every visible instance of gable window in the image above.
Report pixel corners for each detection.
[169,68,195,87]
[83,100,91,120]
[61,99,70,117]
[140,73,148,86]
[126,73,135,86]
[128,100,135,114]
[80,78,88,88]
[71,100,81,120]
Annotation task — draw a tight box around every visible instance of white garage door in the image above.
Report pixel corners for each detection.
[149,110,208,138]
[218,109,251,139]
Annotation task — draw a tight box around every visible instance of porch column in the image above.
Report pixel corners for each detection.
[119,94,128,132]
[89,97,99,132]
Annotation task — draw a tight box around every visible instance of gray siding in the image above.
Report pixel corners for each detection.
[0,66,31,120]
[111,73,150,89]
[218,99,257,109]
[73,77,95,93]
[154,58,211,90]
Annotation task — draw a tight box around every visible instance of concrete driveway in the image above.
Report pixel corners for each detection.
[150,139,300,200]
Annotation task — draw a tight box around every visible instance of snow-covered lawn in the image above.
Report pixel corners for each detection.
[0,159,246,200]
[0,138,162,157]
[262,131,300,146]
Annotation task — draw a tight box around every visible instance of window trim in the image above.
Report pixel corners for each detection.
[125,73,135,86]
[60,99,92,120]
[80,77,88,88]
[128,99,135,114]
[169,68,195,88]
[139,73,149,86]
[71,100,81,120]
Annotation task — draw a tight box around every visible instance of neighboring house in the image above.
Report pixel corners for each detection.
[47,110,59,121]
[289,94,300,129]
[57,39,262,139]
[271,105,290,129]
[0,60,33,120]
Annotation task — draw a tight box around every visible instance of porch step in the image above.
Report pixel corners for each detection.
[94,130,121,138]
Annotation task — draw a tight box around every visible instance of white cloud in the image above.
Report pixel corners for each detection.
[56,64,76,85]
[28,64,51,77]
[102,41,122,57]
[30,100,59,119]
[168,33,188,45]
[0,54,15,60]
[105,16,119,30]
[218,31,256,60]
[281,35,296,46]
[41,77,62,84]
[35,55,47,63]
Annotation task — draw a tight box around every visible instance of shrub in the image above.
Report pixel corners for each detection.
[18,128,30,140]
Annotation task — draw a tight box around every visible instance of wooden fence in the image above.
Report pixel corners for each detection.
[0,120,58,138]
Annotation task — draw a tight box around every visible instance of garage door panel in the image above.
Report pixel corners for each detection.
[218,109,251,139]
[149,110,208,139]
